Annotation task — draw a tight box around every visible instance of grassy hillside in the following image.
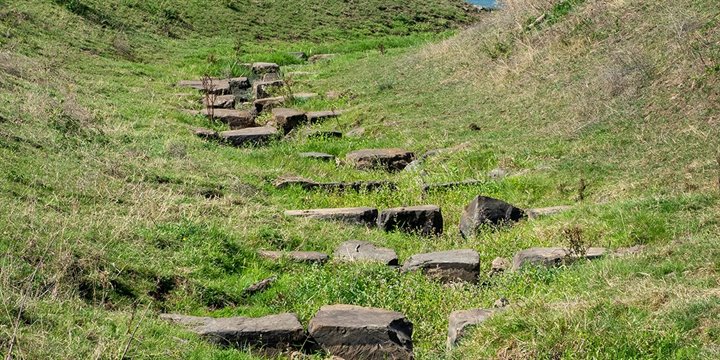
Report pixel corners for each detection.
[0,0,719,359]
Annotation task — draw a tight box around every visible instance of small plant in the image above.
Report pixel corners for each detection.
[562,225,587,258]
[201,75,216,121]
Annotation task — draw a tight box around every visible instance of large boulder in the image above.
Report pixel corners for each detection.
[345,149,415,172]
[512,247,607,271]
[401,249,480,283]
[333,240,398,266]
[160,313,305,351]
[377,205,443,236]
[219,127,279,147]
[202,109,256,129]
[272,108,308,134]
[447,309,498,349]
[284,207,378,227]
[459,196,526,238]
[308,304,413,360]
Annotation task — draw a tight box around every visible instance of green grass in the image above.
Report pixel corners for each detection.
[1,0,719,359]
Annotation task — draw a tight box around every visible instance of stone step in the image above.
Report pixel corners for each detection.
[401,249,480,283]
[258,250,329,264]
[274,177,397,192]
[177,77,250,95]
[194,128,218,140]
[345,148,415,172]
[459,196,526,238]
[447,309,500,349]
[201,109,256,129]
[253,96,285,113]
[284,207,378,227]
[512,247,607,271]
[307,110,341,123]
[272,108,308,134]
[253,79,285,99]
[219,127,279,147]
[308,304,413,360]
[421,180,484,193]
[251,62,280,75]
[160,313,305,353]
[333,240,398,266]
[202,94,235,109]
[377,205,443,236]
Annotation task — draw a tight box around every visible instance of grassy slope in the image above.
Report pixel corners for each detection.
[1,0,719,359]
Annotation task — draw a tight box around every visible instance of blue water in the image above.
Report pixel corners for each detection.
[467,0,497,8]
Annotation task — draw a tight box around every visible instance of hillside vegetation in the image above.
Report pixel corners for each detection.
[0,0,719,359]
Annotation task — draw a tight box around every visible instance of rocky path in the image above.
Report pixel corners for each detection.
[167,57,643,359]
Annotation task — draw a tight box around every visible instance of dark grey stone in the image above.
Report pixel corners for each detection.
[284,207,378,227]
[308,304,413,360]
[459,196,526,238]
[345,149,415,172]
[377,205,443,236]
[272,108,308,135]
[307,110,342,123]
[333,240,398,266]
[447,309,497,349]
[401,249,480,283]
[202,109,256,129]
[219,127,279,147]
[512,247,607,271]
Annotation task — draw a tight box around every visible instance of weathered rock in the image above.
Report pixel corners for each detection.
[402,249,480,283]
[422,180,483,193]
[527,206,573,219]
[307,110,341,123]
[273,108,308,134]
[305,130,343,139]
[252,62,280,75]
[243,276,277,297]
[229,77,252,93]
[274,178,396,192]
[273,176,318,190]
[333,240,398,265]
[308,54,336,63]
[253,80,285,99]
[194,128,218,140]
[284,207,378,227]
[345,149,415,172]
[160,313,305,351]
[377,205,443,236]
[178,77,249,95]
[253,96,286,113]
[493,297,510,308]
[512,247,607,271]
[459,196,526,238]
[202,109,257,129]
[488,257,510,277]
[447,309,497,349]
[258,250,329,264]
[203,94,235,109]
[263,72,281,82]
[299,152,335,161]
[308,304,413,360]
[219,127,279,147]
[488,168,508,180]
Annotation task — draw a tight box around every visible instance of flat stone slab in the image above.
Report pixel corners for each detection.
[527,206,573,219]
[334,240,398,266]
[447,309,498,349]
[307,110,342,123]
[258,250,329,264]
[160,313,305,351]
[346,149,415,172]
[203,94,236,109]
[178,77,249,95]
[273,108,308,134]
[274,177,396,192]
[284,207,378,227]
[512,247,607,271]
[401,249,480,283]
[299,152,335,161]
[377,205,443,236]
[459,196,526,238]
[219,127,278,147]
[252,62,280,75]
[308,54,336,63]
[308,304,413,360]
[253,96,285,113]
[201,109,256,129]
